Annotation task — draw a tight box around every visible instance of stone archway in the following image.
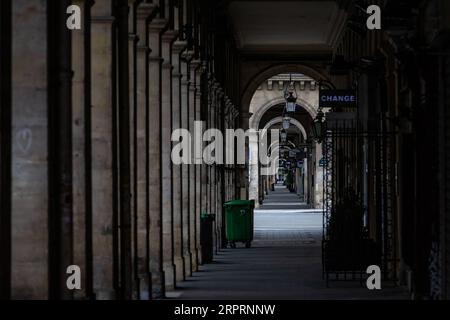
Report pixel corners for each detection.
[240,63,330,116]
[249,97,317,130]
[262,117,307,140]
[249,114,310,206]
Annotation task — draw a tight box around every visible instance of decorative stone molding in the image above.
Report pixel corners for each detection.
[161,29,179,43]
[181,50,194,62]
[148,18,168,32]
[136,3,157,20]
[173,40,187,55]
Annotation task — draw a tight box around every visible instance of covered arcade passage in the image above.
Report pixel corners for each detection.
[1,0,450,300]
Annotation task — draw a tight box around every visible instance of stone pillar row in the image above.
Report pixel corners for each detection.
[5,0,241,299]
[201,76,241,251]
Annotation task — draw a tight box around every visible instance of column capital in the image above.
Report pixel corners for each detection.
[212,81,220,91]
[136,3,157,20]
[162,30,179,43]
[148,18,168,32]
[182,50,195,62]
[190,59,201,71]
[137,45,151,54]
[216,87,224,97]
[173,40,188,54]
[128,33,138,42]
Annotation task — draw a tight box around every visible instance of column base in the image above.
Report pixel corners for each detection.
[174,256,185,283]
[132,277,140,300]
[184,252,192,277]
[197,247,203,265]
[190,249,198,272]
[94,289,116,300]
[151,270,165,299]
[163,262,176,291]
[138,274,151,300]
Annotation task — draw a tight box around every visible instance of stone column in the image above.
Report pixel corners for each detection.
[206,105,211,217]
[181,52,193,276]
[215,89,224,250]
[189,60,200,270]
[127,0,138,299]
[207,79,216,218]
[135,3,155,299]
[116,0,135,300]
[304,158,309,204]
[315,143,324,208]
[240,112,252,200]
[249,136,259,205]
[11,0,49,299]
[232,108,240,199]
[90,1,116,300]
[148,17,167,298]
[161,29,178,291]
[72,0,88,300]
[171,40,186,283]
[196,63,205,265]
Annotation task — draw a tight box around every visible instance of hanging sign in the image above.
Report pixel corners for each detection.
[319,90,357,108]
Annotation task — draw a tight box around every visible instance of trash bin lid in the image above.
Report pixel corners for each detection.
[224,199,253,208]
[200,212,216,219]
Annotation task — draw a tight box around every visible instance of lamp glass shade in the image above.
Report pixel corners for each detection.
[282,117,290,129]
[286,101,296,112]
[313,120,322,140]
[285,92,297,113]
[280,130,287,142]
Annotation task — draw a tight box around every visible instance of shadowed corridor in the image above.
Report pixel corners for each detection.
[170,185,408,300]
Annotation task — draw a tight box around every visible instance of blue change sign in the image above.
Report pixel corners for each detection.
[319,90,357,108]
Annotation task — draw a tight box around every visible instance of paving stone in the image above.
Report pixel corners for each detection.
[171,187,409,300]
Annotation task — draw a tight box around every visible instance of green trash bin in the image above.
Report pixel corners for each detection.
[224,199,254,248]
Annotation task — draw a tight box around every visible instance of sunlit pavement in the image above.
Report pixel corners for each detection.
[170,187,409,300]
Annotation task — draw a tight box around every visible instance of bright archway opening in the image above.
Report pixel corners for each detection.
[245,72,324,249]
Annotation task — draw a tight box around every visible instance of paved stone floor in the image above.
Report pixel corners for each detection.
[170,185,409,300]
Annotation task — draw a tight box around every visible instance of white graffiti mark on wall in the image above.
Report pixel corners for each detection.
[16,128,32,154]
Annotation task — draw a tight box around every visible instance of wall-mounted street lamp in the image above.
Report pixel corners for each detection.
[280,129,287,143]
[312,109,325,143]
[282,116,291,130]
[284,74,297,113]
[285,91,297,113]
